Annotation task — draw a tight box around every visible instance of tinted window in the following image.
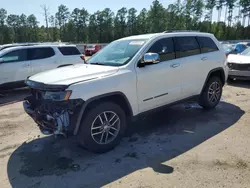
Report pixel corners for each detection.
[1,49,27,63]
[28,47,55,60]
[174,37,200,58]
[147,38,175,61]
[58,47,81,56]
[197,37,218,53]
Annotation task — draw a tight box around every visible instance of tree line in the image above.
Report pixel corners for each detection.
[1,0,250,44]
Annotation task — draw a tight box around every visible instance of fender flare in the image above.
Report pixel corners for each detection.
[200,67,225,94]
[73,91,133,135]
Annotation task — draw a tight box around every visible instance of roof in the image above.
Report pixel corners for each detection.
[117,31,214,41]
[0,44,77,54]
[118,33,161,40]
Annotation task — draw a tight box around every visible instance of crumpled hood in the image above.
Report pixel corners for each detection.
[227,54,250,64]
[29,64,119,85]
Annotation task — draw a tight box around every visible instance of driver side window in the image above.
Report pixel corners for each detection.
[147,38,175,62]
[1,49,27,63]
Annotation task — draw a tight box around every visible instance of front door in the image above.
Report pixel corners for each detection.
[0,49,30,85]
[136,37,183,113]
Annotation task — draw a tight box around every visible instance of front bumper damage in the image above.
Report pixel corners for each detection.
[23,91,84,137]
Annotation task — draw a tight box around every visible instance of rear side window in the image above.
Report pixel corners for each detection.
[197,37,218,53]
[28,47,55,60]
[174,37,200,58]
[58,47,81,56]
[147,38,175,61]
[1,49,27,63]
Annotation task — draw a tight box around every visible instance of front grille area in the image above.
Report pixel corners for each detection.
[228,63,250,71]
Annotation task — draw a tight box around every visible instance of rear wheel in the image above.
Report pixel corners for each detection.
[77,102,126,153]
[199,76,223,109]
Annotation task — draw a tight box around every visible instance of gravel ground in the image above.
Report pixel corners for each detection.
[0,81,250,188]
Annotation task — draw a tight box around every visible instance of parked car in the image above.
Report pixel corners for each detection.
[0,44,85,89]
[23,31,228,153]
[84,44,102,56]
[227,47,250,80]
[225,43,248,57]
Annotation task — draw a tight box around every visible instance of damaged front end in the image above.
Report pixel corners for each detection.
[23,80,84,137]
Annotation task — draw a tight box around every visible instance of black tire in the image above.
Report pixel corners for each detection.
[77,102,127,153]
[199,76,223,110]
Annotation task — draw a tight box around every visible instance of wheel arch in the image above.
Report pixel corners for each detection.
[201,67,225,94]
[73,92,133,135]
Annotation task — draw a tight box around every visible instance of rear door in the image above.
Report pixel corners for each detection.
[57,46,84,64]
[173,36,203,98]
[28,47,56,76]
[0,49,30,84]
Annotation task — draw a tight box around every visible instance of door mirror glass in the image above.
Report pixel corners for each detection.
[142,53,160,65]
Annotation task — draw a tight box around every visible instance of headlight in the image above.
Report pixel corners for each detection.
[44,91,72,101]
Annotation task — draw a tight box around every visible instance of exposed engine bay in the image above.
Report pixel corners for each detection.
[23,88,84,137]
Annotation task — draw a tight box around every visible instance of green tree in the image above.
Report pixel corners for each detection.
[216,0,226,22]
[0,8,7,44]
[100,8,114,42]
[205,0,216,22]
[49,15,59,41]
[56,4,70,40]
[127,8,137,36]
[114,7,127,39]
[88,14,98,42]
[147,0,167,32]
[137,8,148,34]
[26,14,39,42]
[6,14,20,42]
[71,8,89,42]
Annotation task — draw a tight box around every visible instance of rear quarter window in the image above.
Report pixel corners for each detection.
[58,47,81,56]
[197,36,219,53]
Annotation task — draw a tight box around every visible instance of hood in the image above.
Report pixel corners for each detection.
[227,54,250,64]
[29,64,119,85]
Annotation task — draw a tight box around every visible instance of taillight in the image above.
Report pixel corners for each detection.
[226,53,229,58]
[80,55,86,63]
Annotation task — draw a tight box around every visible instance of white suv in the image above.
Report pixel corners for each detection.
[0,44,85,89]
[23,31,228,153]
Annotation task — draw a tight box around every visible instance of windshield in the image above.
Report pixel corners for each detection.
[87,39,146,66]
[241,47,250,56]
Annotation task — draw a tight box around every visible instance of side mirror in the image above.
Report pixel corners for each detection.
[139,53,160,67]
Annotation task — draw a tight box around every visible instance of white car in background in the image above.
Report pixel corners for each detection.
[227,47,250,80]
[0,44,85,89]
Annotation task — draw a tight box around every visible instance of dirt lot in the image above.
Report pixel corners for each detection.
[0,81,250,188]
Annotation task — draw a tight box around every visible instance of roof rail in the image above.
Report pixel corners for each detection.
[163,30,200,33]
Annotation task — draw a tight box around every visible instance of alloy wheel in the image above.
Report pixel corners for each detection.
[91,111,120,145]
[208,81,221,104]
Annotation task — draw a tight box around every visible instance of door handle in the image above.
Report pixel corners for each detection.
[171,63,180,68]
[201,57,208,61]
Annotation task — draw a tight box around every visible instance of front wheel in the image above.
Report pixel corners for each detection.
[77,102,127,153]
[199,76,223,109]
